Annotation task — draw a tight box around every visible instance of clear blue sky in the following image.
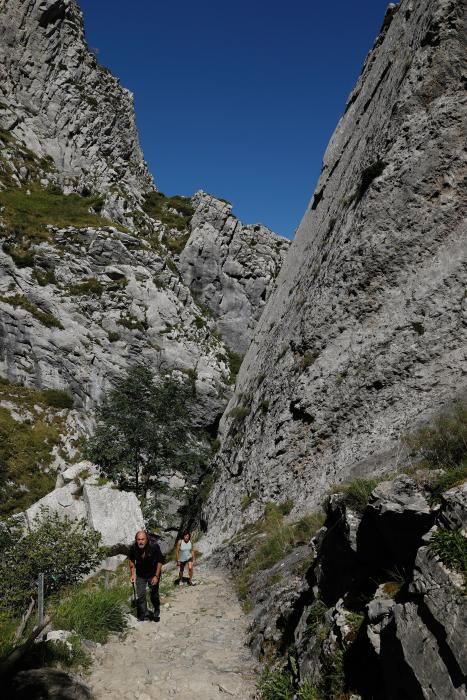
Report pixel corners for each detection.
[79,0,391,238]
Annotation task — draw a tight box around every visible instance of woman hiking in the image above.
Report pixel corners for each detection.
[176,530,196,585]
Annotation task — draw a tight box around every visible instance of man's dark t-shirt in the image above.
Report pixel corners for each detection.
[128,542,164,579]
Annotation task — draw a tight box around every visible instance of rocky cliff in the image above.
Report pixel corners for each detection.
[0,0,153,215]
[0,0,288,522]
[205,0,467,546]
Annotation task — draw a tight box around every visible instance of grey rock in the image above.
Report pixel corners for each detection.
[0,0,154,210]
[25,483,87,526]
[439,482,467,530]
[204,0,467,548]
[83,484,144,549]
[411,542,467,677]
[180,192,289,353]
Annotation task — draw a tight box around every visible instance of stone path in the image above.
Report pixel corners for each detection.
[88,564,259,699]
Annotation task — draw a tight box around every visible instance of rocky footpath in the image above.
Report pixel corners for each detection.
[210,476,467,699]
[0,0,153,213]
[204,0,467,545]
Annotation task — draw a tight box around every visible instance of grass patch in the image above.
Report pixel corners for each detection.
[26,633,91,670]
[332,477,381,513]
[405,402,467,501]
[0,379,72,516]
[430,528,467,581]
[235,504,323,605]
[117,314,147,332]
[229,405,250,420]
[164,232,190,254]
[258,669,294,700]
[241,492,258,511]
[51,586,128,643]
[33,267,58,286]
[67,277,104,297]
[0,294,62,328]
[142,191,194,231]
[0,186,108,239]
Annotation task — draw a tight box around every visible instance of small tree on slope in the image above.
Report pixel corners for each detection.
[86,365,208,498]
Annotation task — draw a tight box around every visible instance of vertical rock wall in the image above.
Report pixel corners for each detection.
[205,0,467,545]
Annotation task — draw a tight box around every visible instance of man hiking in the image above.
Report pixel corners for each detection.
[129,530,164,621]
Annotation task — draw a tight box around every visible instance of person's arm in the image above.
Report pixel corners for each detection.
[175,539,180,565]
[150,548,163,585]
[192,542,196,565]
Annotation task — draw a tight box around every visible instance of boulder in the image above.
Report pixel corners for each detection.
[25,483,87,527]
[82,485,144,550]
[438,482,467,530]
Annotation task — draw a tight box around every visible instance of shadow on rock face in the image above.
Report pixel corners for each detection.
[6,668,92,700]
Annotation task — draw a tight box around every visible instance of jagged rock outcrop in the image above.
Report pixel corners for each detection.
[180,192,290,354]
[0,0,153,208]
[204,0,467,546]
[212,476,467,699]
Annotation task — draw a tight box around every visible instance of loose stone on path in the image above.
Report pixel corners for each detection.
[88,565,258,699]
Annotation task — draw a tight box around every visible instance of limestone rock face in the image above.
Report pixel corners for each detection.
[0,224,231,424]
[0,0,153,202]
[205,0,467,545]
[180,192,290,354]
[83,484,144,549]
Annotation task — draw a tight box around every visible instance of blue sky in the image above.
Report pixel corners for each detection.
[79,0,391,238]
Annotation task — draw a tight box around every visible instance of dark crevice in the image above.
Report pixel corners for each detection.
[355,160,387,202]
[289,400,315,424]
[39,1,66,28]
[311,187,325,211]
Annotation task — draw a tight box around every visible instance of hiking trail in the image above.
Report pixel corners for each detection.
[87,564,259,699]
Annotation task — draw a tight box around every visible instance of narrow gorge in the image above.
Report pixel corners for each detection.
[0,0,466,699]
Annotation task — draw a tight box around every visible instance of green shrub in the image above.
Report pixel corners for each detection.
[405,403,467,470]
[51,586,128,643]
[0,610,18,659]
[142,191,194,231]
[321,648,345,699]
[429,461,467,501]
[260,399,270,413]
[258,669,294,700]
[306,599,328,636]
[430,528,467,579]
[194,316,206,329]
[33,267,57,286]
[2,242,36,266]
[293,512,325,543]
[297,680,320,700]
[0,509,105,613]
[229,405,250,420]
[333,477,380,513]
[0,294,62,329]
[108,331,121,343]
[117,315,147,332]
[164,232,190,254]
[226,350,244,384]
[67,277,104,297]
[41,388,74,409]
[300,351,319,369]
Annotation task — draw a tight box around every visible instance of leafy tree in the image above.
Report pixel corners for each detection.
[86,365,208,497]
[0,508,104,613]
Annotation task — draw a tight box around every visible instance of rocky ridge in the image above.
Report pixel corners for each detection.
[204,0,467,547]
